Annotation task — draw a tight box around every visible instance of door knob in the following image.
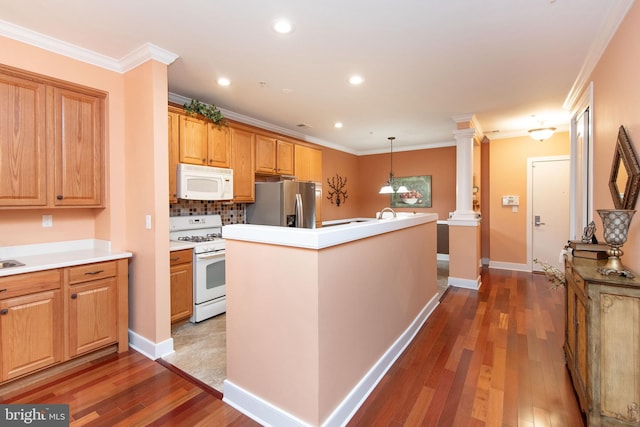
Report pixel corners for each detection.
[535,215,546,226]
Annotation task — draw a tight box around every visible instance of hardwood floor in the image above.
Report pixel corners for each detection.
[1,267,584,426]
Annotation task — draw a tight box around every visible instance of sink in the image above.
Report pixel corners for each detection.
[0,260,25,269]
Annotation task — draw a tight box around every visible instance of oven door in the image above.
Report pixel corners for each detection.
[194,250,225,304]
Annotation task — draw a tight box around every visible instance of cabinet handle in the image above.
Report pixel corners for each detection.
[170,257,180,262]
[0,288,6,293]
[84,270,104,275]
[57,195,63,200]
[0,309,8,315]
[71,293,77,299]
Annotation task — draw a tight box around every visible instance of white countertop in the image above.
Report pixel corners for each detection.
[170,241,196,251]
[223,212,438,249]
[0,239,132,277]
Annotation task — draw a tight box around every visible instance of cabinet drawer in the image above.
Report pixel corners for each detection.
[0,269,61,300]
[68,261,116,285]
[572,271,586,294]
[170,249,193,266]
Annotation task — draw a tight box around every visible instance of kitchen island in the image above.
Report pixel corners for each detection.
[222,212,439,427]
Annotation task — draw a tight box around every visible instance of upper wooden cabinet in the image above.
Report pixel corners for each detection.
[295,145,322,182]
[255,135,294,175]
[0,65,105,209]
[0,73,47,206]
[230,126,256,202]
[168,109,180,203]
[52,87,104,206]
[177,112,231,168]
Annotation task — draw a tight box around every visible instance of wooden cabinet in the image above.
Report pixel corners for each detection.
[52,87,104,206]
[0,258,128,385]
[0,72,47,207]
[294,145,322,182]
[170,249,193,324]
[255,135,294,175]
[230,126,256,202]
[564,256,640,425]
[67,262,118,358]
[168,109,180,203]
[0,270,62,381]
[0,66,105,208]
[176,112,231,168]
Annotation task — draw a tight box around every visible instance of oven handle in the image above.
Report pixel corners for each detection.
[196,251,225,260]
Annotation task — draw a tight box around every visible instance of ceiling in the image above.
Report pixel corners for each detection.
[0,0,635,154]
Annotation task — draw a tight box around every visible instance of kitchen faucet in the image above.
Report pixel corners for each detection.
[377,207,396,219]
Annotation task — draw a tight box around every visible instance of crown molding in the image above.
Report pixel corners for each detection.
[563,0,635,110]
[0,19,178,73]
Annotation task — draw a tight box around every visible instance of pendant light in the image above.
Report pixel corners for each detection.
[379,137,408,194]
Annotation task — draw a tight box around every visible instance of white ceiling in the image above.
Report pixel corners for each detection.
[0,0,635,154]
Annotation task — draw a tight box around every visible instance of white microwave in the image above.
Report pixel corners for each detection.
[177,163,234,201]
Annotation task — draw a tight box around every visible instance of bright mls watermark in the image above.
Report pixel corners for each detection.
[0,404,69,426]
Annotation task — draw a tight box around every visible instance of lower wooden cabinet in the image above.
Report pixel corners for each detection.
[0,259,128,385]
[0,269,63,381]
[170,249,193,324]
[564,256,640,425]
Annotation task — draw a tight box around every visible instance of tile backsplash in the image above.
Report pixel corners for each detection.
[169,200,245,225]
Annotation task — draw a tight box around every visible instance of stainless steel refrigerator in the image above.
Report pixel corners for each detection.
[246,181,316,228]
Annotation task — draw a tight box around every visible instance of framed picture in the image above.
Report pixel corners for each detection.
[581,221,596,243]
[391,175,432,208]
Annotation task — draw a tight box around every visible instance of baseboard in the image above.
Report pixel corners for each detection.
[437,253,450,261]
[488,261,530,272]
[128,330,174,360]
[223,293,441,427]
[448,275,482,290]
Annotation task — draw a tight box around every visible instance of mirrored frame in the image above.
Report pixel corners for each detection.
[609,125,640,209]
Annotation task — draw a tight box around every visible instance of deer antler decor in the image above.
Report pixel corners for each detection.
[327,174,348,206]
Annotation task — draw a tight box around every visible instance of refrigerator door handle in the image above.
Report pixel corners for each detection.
[295,193,304,227]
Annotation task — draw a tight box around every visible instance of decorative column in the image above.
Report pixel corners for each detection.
[448,116,482,290]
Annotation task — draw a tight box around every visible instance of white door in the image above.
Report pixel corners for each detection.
[530,157,571,271]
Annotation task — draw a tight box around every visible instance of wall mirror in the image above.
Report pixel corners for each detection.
[609,125,640,209]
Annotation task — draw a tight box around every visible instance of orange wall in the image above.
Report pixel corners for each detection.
[577,0,640,273]
[320,147,360,221]
[357,146,456,220]
[489,132,570,265]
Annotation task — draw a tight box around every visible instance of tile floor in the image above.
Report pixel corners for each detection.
[163,261,450,393]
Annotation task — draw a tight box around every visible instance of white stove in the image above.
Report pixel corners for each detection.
[170,215,226,322]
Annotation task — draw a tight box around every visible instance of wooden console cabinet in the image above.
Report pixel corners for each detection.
[564,255,640,425]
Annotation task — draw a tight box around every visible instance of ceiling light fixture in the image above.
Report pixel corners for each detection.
[349,75,364,85]
[528,127,557,141]
[273,19,293,34]
[379,137,408,194]
[217,77,230,86]
[334,122,343,128]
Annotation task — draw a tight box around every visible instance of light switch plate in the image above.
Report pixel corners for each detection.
[42,215,53,227]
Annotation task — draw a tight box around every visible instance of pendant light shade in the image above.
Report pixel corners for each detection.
[528,127,556,141]
[379,137,408,194]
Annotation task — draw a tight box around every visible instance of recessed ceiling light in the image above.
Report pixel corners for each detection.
[334,122,343,128]
[273,19,293,34]
[349,75,364,85]
[217,77,230,87]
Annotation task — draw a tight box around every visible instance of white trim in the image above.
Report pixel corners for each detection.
[223,294,440,427]
[448,276,481,290]
[563,0,635,110]
[128,330,174,360]
[526,155,570,271]
[0,19,178,73]
[488,261,530,272]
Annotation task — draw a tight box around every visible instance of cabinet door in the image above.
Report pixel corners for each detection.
[277,140,294,175]
[309,146,322,182]
[168,110,180,203]
[68,277,117,357]
[566,283,577,361]
[576,298,588,397]
[295,145,311,181]
[0,290,62,381]
[0,73,47,206]
[52,87,104,206]
[255,135,277,174]
[598,291,640,422]
[179,114,208,165]
[170,262,193,324]
[208,123,231,168]
[230,127,255,202]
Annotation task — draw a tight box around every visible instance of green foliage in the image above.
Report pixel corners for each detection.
[183,99,225,125]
